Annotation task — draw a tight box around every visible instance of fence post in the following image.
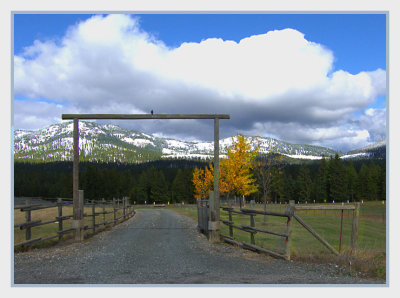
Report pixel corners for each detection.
[250,200,255,245]
[208,191,220,243]
[113,198,116,225]
[123,197,126,220]
[57,198,63,241]
[285,200,295,261]
[25,199,31,242]
[73,190,84,241]
[92,200,96,234]
[351,202,361,252]
[102,198,106,225]
[228,200,233,238]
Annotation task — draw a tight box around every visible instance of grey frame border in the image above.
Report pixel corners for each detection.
[10,10,389,288]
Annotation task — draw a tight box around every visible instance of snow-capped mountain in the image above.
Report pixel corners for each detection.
[343,139,386,160]
[13,121,381,163]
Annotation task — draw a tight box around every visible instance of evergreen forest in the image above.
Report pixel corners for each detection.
[14,156,386,204]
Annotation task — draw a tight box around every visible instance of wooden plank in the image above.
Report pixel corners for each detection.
[221,236,242,247]
[19,219,58,229]
[56,215,73,220]
[240,208,289,218]
[222,221,250,232]
[15,220,42,229]
[241,225,288,238]
[15,237,42,247]
[295,205,355,211]
[242,241,286,260]
[39,234,59,243]
[285,200,295,260]
[62,113,230,120]
[57,228,75,235]
[221,220,234,225]
[220,234,234,241]
[17,203,48,211]
[293,214,339,256]
[351,202,361,251]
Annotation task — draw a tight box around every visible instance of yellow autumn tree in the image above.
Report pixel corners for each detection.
[192,166,213,199]
[206,161,230,195]
[193,135,259,201]
[223,135,260,199]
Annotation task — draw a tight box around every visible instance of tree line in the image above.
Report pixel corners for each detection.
[191,136,386,204]
[14,154,385,204]
[258,155,386,203]
[14,160,203,204]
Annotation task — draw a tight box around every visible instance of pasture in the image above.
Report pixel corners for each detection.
[172,200,386,279]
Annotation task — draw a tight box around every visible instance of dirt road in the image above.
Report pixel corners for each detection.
[13,209,381,284]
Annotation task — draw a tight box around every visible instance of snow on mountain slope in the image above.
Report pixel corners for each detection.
[14,121,352,163]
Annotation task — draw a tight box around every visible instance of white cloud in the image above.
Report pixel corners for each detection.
[13,14,386,151]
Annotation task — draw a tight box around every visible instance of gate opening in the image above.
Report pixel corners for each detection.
[62,113,230,243]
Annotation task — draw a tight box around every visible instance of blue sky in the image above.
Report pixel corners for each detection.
[14,14,386,72]
[13,13,387,151]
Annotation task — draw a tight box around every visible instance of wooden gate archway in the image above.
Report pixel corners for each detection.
[62,113,230,243]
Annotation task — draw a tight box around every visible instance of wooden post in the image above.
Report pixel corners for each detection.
[57,198,63,241]
[208,191,219,242]
[284,200,295,261]
[113,198,116,225]
[25,199,31,241]
[351,202,361,252]
[102,198,106,225]
[228,200,233,238]
[92,200,96,234]
[73,190,84,241]
[250,200,255,245]
[73,118,80,221]
[123,197,126,220]
[214,118,220,233]
[339,209,344,253]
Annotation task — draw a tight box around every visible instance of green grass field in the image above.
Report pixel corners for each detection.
[170,201,386,280]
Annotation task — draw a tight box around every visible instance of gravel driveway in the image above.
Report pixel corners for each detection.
[13,209,381,285]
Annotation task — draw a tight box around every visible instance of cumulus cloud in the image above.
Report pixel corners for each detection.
[13,14,386,151]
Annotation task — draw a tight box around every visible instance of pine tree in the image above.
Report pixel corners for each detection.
[379,165,386,201]
[357,163,369,201]
[283,173,296,201]
[345,160,358,202]
[367,161,380,200]
[296,164,312,202]
[327,154,347,202]
[312,158,328,202]
[172,169,189,203]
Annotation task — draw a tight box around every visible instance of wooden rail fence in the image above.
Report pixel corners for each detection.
[14,196,135,248]
[220,200,295,260]
[218,200,360,261]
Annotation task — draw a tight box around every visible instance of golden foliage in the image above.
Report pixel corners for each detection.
[192,135,260,199]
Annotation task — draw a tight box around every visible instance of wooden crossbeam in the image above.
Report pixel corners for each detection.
[62,114,230,120]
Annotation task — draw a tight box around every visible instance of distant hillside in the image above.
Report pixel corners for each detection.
[345,139,386,160]
[14,121,383,163]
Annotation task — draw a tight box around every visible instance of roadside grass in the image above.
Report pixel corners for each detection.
[14,205,126,251]
[170,201,386,280]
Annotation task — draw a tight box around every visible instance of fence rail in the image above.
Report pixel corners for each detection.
[14,197,135,249]
[214,200,361,261]
[219,201,294,260]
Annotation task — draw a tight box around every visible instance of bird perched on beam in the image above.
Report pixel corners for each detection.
[151,110,154,115]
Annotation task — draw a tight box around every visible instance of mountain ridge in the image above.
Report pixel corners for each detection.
[14,121,385,163]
